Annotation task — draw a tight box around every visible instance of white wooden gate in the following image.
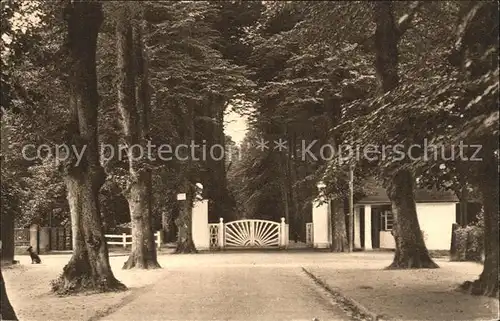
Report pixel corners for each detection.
[209,217,287,249]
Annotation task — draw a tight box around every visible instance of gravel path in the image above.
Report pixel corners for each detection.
[6,251,495,321]
[102,265,349,321]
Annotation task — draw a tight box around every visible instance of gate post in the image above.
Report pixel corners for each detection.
[280,217,286,248]
[192,198,209,250]
[29,224,39,254]
[313,182,331,248]
[38,227,50,253]
[218,218,224,249]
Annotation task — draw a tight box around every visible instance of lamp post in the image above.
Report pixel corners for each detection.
[348,164,354,252]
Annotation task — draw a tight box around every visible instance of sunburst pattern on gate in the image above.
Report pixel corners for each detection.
[224,219,280,247]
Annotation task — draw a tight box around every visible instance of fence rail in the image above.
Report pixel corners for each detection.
[14,228,30,246]
[104,231,162,249]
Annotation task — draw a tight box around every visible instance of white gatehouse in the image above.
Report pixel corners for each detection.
[208,218,289,249]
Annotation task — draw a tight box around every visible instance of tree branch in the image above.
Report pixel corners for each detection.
[358,1,424,52]
[450,1,487,61]
[396,1,424,39]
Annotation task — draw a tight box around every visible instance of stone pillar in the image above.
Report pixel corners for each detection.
[364,205,372,250]
[155,231,162,249]
[312,200,330,248]
[218,218,224,249]
[29,224,39,253]
[285,224,289,247]
[191,199,209,250]
[39,227,51,253]
[354,207,361,249]
[280,217,287,248]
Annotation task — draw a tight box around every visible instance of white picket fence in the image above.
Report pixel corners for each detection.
[105,231,162,249]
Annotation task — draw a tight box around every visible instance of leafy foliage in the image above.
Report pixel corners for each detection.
[1,1,498,258]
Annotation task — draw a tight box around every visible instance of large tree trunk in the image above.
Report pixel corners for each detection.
[462,144,499,297]
[175,181,197,253]
[0,208,15,264]
[288,132,303,242]
[161,191,179,243]
[55,148,125,293]
[373,1,399,94]
[175,99,197,253]
[373,1,437,269]
[456,168,469,227]
[386,170,438,268]
[122,169,160,269]
[203,95,234,222]
[474,157,499,297]
[453,1,498,298]
[1,269,17,321]
[459,185,468,226]
[116,8,160,269]
[51,1,125,294]
[279,156,290,225]
[330,199,348,252]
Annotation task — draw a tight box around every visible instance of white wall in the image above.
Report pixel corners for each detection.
[379,231,395,249]
[364,205,372,249]
[417,202,456,250]
[191,200,209,250]
[377,202,456,250]
[354,207,361,248]
[312,200,330,248]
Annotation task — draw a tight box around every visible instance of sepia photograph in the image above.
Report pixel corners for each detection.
[0,1,498,320]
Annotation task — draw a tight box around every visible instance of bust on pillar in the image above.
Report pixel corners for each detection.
[312,181,331,249]
[191,183,209,250]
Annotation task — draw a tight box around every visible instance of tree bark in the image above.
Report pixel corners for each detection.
[279,156,290,226]
[458,172,469,226]
[116,7,160,269]
[0,208,15,264]
[1,269,17,321]
[288,132,303,242]
[122,168,160,269]
[52,1,125,294]
[474,165,499,297]
[162,191,179,243]
[449,223,460,261]
[373,1,437,269]
[459,188,468,227]
[461,144,499,297]
[373,1,399,94]
[452,0,498,298]
[386,170,438,268]
[175,98,197,253]
[175,181,197,253]
[330,199,348,252]
[204,95,234,222]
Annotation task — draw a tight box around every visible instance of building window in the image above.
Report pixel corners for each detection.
[380,210,394,231]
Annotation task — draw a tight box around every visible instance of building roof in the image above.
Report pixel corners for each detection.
[356,186,458,205]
